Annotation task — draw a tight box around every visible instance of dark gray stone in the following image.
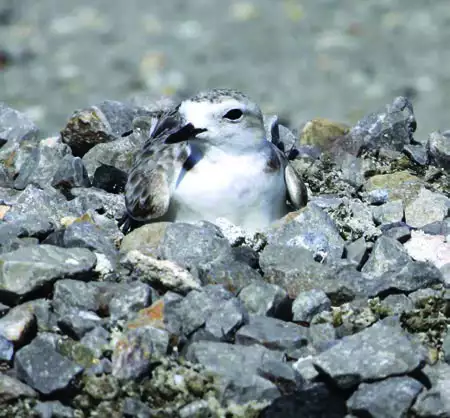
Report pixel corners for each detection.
[34,401,75,418]
[258,382,347,418]
[158,222,232,278]
[80,326,110,359]
[21,299,55,332]
[0,303,36,344]
[204,297,249,341]
[382,224,411,243]
[267,203,345,262]
[238,282,288,317]
[52,279,99,316]
[13,141,71,190]
[57,309,103,339]
[427,131,450,170]
[51,154,91,190]
[0,373,37,403]
[92,163,128,194]
[403,143,428,165]
[420,218,450,236]
[361,236,411,277]
[347,376,423,418]
[309,323,337,352]
[235,315,310,356]
[380,294,414,315]
[412,363,450,417]
[0,245,96,302]
[0,102,39,143]
[443,333,450,364]
[292,289,331,323]
[372,201,404,226]
[184,340,282,403]
[4,184,81,226]
[108,281,152,321]
[345,237,368,269]
[69,187,126,220]
[164,287,234,337]
[63,221,118,264]
[61,100,145,157]
[15,337,83,394]
[313,322,426,389]
[344,96,416,155]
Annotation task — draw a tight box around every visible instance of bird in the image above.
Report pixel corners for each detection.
[121,88,307,233]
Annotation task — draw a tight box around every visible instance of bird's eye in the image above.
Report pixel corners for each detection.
[223,109,243,121]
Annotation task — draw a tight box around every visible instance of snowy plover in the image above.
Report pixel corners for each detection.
[122,89,307,233]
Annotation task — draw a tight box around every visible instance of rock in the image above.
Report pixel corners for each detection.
[404,230,450,269]
[300,118,349,150]
[235,315,310,356]
[0,304,36,344]
[0,373,37,403]
[258,382,347,418]
[92,163,128,194]
[204,298,249,341]
[267,203,345,262]
[51,154,91,191]
[381,223,411,243]
[184,340,282,403]
[442,332,450,364]
[421,218,450,235]
[380,294,414,315]
[309,323,337,351]
[108,281,152,321]
[403,143,428,166]
[121,250,201,294]
[52,279,99,315]
[361,236,411,277]
[238,282,288,317]
[111,328,156,380]
[347,376,423,418]
[427,131,450,170]
[292,289,331,323]
[158,222,232,277]
[371,200,404,226]
[122,397,154,418]
[63,221,118,265]
[120,222,170,257]
[441,263,450,287]
[82,134,142,179]
[335,152,365,188]
[164,287,235,337]
[4,184,80,227]
[79,327,110,359]
[61,100,146,157]
[0,245,96,303]
[0,102,39,143]
[57,310,103,339]
[345,237,368,269]
[405,188,450,228]
[313,321,426,389]
[364,171,423,206]
[343,96,416,155]
[412,363,450,417]
[13,140,71,190]
[15,337,83,394]
[33,401,76,418]
[69,187,126,220]
[0,334,13,361]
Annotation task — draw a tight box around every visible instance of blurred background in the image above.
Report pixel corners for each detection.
[0,0,449,140]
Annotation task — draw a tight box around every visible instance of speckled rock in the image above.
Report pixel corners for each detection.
[267,203,345,262]
[404,187,450,228]
[51,154,91,190]
[238,282,288,317]
[292,289,331,323]
[0,102,39,143]
[0,245,96,303]
[15,337,83,395]
[313,321,426,389]
[427,131,450,170]
[0,304,36,344]
[347,376,423,418]
[0,373,37,403]
[371,200,404,226]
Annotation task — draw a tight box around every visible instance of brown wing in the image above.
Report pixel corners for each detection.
[124,107,190,222]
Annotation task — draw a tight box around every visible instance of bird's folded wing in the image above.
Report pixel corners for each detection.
[284,162,308,209]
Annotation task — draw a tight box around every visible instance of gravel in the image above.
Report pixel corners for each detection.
[0,87,449,416]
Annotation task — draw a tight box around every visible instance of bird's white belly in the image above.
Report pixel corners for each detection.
[172,152,287,231]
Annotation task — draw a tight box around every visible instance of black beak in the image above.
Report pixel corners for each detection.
[164,123,207,144]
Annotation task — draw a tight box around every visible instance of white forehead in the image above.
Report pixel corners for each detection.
[178,96,260,127]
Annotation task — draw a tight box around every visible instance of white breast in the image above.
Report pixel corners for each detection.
[171,147,287,231]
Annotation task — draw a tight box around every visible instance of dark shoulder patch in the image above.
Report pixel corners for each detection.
[264,147,282,173]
